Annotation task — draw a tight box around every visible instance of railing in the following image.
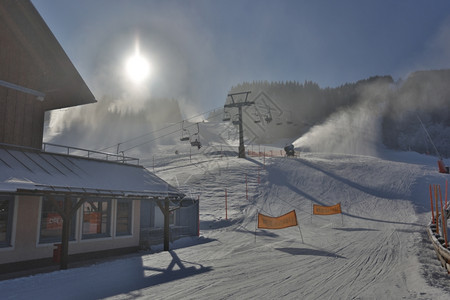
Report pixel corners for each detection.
[42,142,140,165]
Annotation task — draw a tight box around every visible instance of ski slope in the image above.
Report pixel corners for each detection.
[1,147,449,299]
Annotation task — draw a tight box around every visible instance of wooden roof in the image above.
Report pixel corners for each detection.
[0,0,96,110]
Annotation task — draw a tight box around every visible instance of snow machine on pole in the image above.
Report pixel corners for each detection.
[418,115,449,174]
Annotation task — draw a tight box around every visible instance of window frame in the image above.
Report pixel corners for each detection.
[38,196,77,244]
[115,199,133,237]
[81,198,112,240]
[0,194,15,248]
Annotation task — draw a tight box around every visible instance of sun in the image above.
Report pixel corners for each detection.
[125,43,151,84]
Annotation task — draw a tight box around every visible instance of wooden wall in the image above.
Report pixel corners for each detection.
[0,4,46,149]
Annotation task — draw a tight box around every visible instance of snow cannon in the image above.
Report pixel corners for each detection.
[437,159,449,174]
[284,144,295,157]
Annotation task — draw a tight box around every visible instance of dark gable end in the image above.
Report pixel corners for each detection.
[0,0,96,148]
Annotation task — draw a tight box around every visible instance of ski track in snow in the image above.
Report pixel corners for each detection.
[1,149,449,299]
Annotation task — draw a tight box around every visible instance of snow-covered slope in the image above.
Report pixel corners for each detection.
[1,148,449,299]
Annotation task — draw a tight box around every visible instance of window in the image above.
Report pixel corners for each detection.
[116,200,132,236]
[39,196,76,244]
[82,199,111,239]
[0,195,14,247]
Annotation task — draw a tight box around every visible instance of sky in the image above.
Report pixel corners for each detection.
[31,0,450,114]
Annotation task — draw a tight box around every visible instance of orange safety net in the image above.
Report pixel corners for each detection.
[258,210,298,229]
[313,203,342,215]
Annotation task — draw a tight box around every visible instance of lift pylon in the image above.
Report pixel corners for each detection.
[224,91,254,158]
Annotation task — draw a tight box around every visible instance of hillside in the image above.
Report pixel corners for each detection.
[1,146,449,299]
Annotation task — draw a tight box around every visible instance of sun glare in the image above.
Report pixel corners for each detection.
[125,44,150,84]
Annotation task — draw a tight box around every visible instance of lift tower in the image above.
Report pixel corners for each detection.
[224,91,254,158]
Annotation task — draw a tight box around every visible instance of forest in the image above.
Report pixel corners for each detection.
[227,69,450,157]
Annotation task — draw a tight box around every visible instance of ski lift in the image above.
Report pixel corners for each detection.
[286,112,293,125]
[190,123,202,149]
[222,109,231,122]
[275,117,283,126]
[232,114,240,125]
[253,109,261,124]
[264,106,273,124]
[180,121,190,141]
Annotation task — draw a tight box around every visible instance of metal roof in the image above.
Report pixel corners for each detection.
[0,146,183,199]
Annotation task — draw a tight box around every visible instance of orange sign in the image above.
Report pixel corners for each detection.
[46,213,63,229]
[313,203,342,215]
[258,210,298,229]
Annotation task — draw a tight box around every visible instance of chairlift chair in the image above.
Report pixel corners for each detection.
[253,109,261,124]
[189,123,202,149]
[180,121,190,141]
[232,114,240,125]
[286,112,293,125]
[222,111,231,122]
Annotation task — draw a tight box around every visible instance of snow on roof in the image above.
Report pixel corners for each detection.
[0,147,183,199]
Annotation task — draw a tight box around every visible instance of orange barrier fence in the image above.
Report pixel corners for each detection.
[313,203,342,215]
[258,210,298,229]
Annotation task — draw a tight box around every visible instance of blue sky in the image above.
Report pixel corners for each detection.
[32,0,450,112]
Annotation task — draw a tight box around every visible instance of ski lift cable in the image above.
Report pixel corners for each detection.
[121,110,222,152]
[96,106,223,152]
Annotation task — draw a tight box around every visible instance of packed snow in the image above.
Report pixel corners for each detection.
[1,142,450,299]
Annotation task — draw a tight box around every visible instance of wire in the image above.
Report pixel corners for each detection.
[96,106,224,153]
[121,108,226,152]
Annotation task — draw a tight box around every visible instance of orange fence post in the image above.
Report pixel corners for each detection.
[446,180,448,209]
[439,185,448,247]
[435,184,440,235]
[430,184,435,224]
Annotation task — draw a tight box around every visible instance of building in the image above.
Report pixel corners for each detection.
[0,0,197,273]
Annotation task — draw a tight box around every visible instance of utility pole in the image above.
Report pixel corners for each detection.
[224,91,254,158]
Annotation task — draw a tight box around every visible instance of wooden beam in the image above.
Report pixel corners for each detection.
[164,197,170,251]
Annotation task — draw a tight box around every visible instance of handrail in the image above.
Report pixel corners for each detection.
[42,142,140,165]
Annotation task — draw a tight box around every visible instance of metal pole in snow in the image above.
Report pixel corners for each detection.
[153,155,155,173]
[246,173,248,201]
[297,219,304,243]
[254,210,258,243]
[197,195,200,236]
[263,148,265,167]
[225,188,228,220]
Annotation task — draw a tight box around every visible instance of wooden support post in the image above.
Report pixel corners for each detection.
[164,197,170,251]
[60,196,72,270]
[48,195,86,270]
[155,197,170,251]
